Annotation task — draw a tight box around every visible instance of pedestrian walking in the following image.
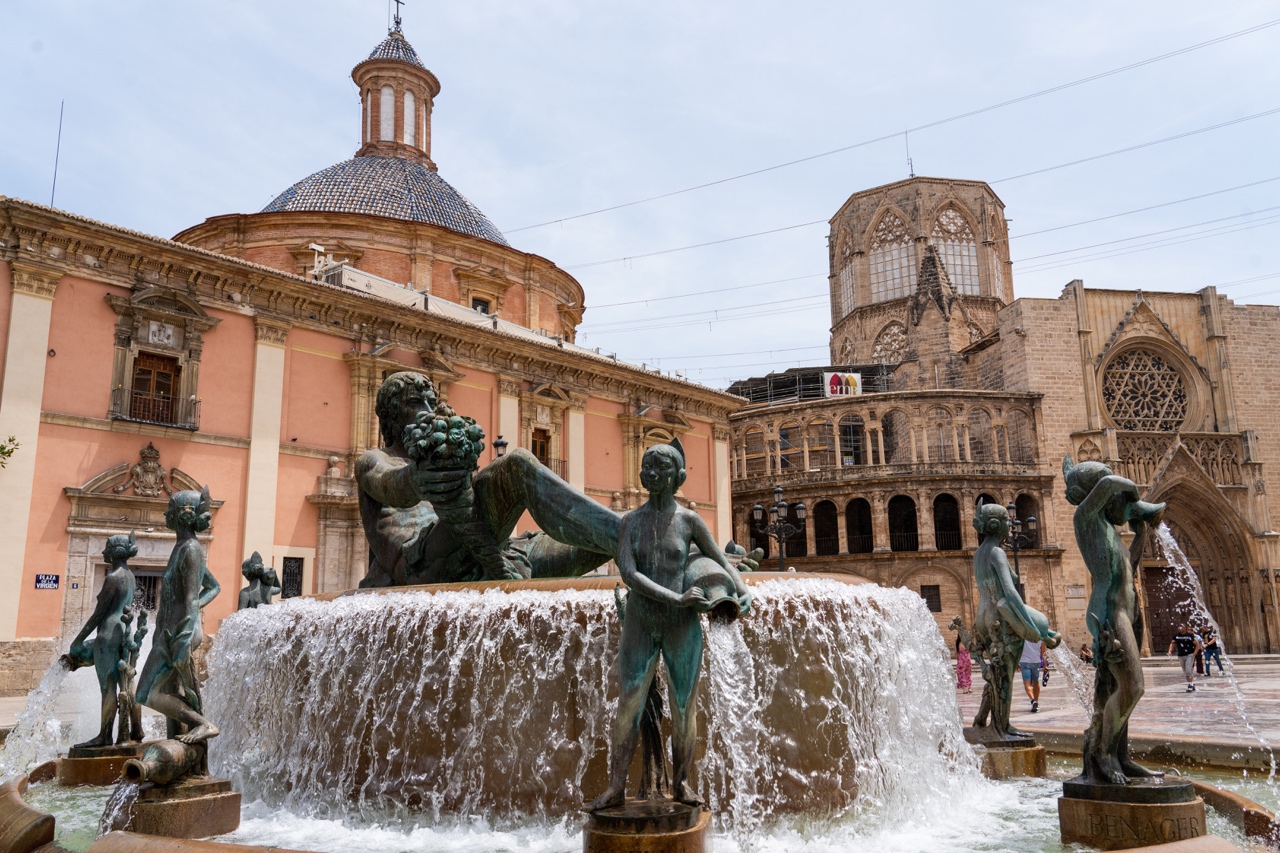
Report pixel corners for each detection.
[1021,639,1044,712]
[1194,625,1205,676]
[1202,627,1225,677]
[1040,643,1051,685]
[955,636,972,693]
[1167,624,1203,692]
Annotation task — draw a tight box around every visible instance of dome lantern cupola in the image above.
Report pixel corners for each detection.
[352,23,440,169]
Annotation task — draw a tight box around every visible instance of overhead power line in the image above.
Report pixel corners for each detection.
[581,294,828,332]
[590,273,826,309]
[560,108,1280,270]
[506,18,1280,233]
[1010,175,1280,239]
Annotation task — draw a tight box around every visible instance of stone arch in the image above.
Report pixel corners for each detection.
[838,413,868,466]
[888,494,919,552]
[777,421,803,471]
[813,499,840,556]
[743,426,766,476]
[805,418,835,468]
[933,493,962,551]
[846,497,873,553]
[1145,447,1267,653]
[1006,408,1035,463]
[1014,492,1040,547]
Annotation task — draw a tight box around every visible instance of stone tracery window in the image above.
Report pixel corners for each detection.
[1102,349,1188,431]
[869,212,916,303]
[872,322,908,363]
[931,208,979,295]
[836,229,856,318]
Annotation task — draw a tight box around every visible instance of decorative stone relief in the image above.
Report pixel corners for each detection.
[112,443,172,497]
[1101,349,1188,432]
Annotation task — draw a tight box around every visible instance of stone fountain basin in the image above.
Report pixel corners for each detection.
[205,571,970,821]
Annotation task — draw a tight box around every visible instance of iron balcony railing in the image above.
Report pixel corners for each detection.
[536,457,568,480]
[935,530,963,551]
[889,532,919,552]
[110,388,200,430]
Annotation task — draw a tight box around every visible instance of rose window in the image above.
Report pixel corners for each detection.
[1101,349,1188,431]
[872,322,908,363]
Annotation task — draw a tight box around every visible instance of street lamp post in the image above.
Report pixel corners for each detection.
[751,485,807,573]
[1005,501,1038,601]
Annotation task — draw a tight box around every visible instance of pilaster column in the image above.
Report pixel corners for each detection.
[918,491,936,551]
[243,318,289,563]
[875,428,885,465]
[0,263,60,641]
[837,501,849,554]
[871,491,890,553]
[567,395,586,491]
[960,490,978,549]
[498,377,521,453]
[713,426,732,544]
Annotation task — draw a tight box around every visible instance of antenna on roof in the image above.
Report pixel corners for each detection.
[50,100,65,207]
[392,0,405,32]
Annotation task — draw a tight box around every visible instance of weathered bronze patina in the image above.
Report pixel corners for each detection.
[137,487,221,747]
[1062,456,1166,786]
[236,552,278,610]
[960,502,1060,744]
[356,372,749,587]
[588,440,751,811]
[63,532,149,748]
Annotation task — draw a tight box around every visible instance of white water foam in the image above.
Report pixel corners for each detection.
[0,658,69,781]
[206,579,980,833]
[1154,523,1277,778]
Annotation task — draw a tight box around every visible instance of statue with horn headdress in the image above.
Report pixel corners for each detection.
[137,485,222,744]
[1062,455,1165,785]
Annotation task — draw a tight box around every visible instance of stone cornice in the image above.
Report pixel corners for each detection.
[0,198,743,419]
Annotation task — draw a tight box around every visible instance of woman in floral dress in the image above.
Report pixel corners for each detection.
[955,635,973,693]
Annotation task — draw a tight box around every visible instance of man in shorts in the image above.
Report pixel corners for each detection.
[1020,639,1044,712]
[1167,625,1202,692]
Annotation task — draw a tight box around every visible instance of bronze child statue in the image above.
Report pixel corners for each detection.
[237,551,277,610]
[1062,455,1165,786]
[966,502,1060,741]
[65,532,144,748]
[589,441,752,811]
[136,487,222,743]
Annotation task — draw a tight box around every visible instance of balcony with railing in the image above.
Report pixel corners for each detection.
[110,388,200,430]
[537,457,568,480]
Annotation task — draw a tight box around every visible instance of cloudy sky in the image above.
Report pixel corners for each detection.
[2,2,1277,388]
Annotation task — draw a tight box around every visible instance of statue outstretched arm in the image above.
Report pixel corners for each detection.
[355,450,424,509]
[1077,474,1141,519]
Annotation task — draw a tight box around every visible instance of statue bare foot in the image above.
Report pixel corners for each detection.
[1097,755,1129,786]
[176,722,219,744]
[1119,756,1160,778]
[588,785,625,811]
[74,733,110,749]
[674,782,703,807]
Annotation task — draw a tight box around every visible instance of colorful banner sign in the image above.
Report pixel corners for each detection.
[824,372,861,397]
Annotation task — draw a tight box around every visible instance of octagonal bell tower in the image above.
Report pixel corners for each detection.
[827,177,1012,383]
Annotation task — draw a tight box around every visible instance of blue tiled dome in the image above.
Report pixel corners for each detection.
[365,31,425,68]
[262,156,508,245]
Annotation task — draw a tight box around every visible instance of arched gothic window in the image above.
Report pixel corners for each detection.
[1007,410,1035,463]
[927,407,955,462]
[931,207,979,295]
[888,495,919,552]
[813,500,839,555]
[968,408,994,462]
[1101,348,1188,431]
[404,90,417,146]
[869,212,916,302]
[836,229,856,318]
[872,321,908,363]
[846,498,873,553]
[380,85,395,141]
[881,410,910,464]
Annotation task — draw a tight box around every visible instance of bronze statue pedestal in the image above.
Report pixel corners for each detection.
[963,727,1045,780]
[122,777,240,839]
[1059,777,1207,850]
[584,801,710,853]
[58,743,146,787]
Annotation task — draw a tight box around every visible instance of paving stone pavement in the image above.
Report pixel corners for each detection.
[955,657,1280,753]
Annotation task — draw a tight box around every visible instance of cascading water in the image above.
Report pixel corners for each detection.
[98,781,139,834]
[1046,645,1093,714]
[0,657,70,781]
[1152,523,1277,778]
[206,577,980,833]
